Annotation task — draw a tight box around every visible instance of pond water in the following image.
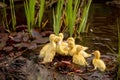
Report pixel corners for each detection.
[0,2,119,80]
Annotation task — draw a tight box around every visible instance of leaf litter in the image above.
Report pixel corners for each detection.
[0,28,118,80]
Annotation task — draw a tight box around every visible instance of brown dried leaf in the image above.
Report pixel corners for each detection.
[32,37,49,44]
[0,41,6,50]
[28,42,37,49]
[3,46,13,52]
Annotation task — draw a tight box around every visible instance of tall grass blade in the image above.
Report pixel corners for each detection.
[66,0,80,37]
[2,0,9,32]
[24,0,31,33]
[10,0,16,31]
[24,0,36,34]
[53,0,64,35]
[29,0,36,27]
[38,0,45,27]
[117,17,120,79]
[78,0,92,33]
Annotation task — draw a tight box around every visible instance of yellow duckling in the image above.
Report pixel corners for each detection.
[56,33,69,56]
[72,46,88,66]
[39,34,57,63]
[67,37,89,57]
[92,50,106,72]
[67,37,77,56]
[78,46,91,58]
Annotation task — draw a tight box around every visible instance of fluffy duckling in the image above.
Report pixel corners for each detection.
[72,46,88,66]
[67,37,89,57]
[92,50,106,72]
[39,34,57,63]
[56,33,69,56]
[78,46,91,58]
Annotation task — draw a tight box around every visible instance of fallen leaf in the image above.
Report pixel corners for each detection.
[31,28,42,39]
[0,33,8,41]
[32,37,49,44]
[28,42,37,49]
[40,31,53,37]
[0,41,6,50]
[16,25,27,32]
[3,46,13,52]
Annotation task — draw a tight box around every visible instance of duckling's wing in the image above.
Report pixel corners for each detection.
[80,50,91,58]
[78,54,88,66]
[97,60,106,71]
[39,43,50,58]
[76,45,88,50]
[92,59,106,71]
[72,54,78,64]
[42,46,56,63]
[56,42,69,56]
[69,47,76,56]
[73,54,88,66]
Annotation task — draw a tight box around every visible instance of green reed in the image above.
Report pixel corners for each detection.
[10,0,16,31]
[66,0,80,37]
[24,0,36,34]
[2,0,9,32]
[38,0,45,27]
[53,0,64,36]
[78,0,92,33]
[117,17,120,80]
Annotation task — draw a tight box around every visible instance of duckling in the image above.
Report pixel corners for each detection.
[72,46,88,66]
[67,37,89,57]
[56,33,69,56]
[39,34,57,63]
[78,46,91,58]
[92,50,106,72]
[67,37,77,56]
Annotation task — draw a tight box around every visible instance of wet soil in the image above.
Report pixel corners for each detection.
[0,2,120,80]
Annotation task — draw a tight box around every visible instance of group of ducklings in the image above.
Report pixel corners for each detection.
[39,33,106,72]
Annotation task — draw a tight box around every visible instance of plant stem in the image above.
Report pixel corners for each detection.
[53,0,64,35]
[117,17,120,80]
[10,0,16,31]
[78,0,92,33]
[66,0,80,37]
[38,0,45,27]
[2,0,10,32]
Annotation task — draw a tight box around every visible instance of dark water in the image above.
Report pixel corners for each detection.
[84,3,118,54]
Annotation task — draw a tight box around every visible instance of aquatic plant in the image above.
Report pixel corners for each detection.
[2,0,9,32]
[53,0,64,36]
[78,0,92,33]
[38,0,45,27]
[10,0,16,31]
[65,0,80,37]
[24,0,36,34]
[117,17,120,79]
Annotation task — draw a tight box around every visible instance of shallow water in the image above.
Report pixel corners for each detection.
[82,3,118,54]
